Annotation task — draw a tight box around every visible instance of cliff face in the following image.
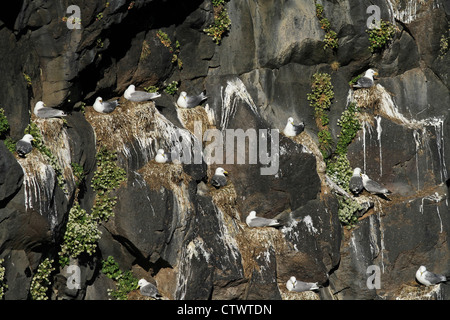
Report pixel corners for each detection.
[0,0,449,300]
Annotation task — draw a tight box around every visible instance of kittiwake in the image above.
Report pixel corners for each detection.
[283,117,305,137]
[349,167,364,195]
[286,276,320,293]
[176,91,207,108]
[124,84,161,102]
[16,134,34,157]
[211,167,228,188]
[416,266,449,286]
[93,97,119,114]
[361,173,391,197]
[352,69,378,88]
[155,149,168,163]
[34,101,67,118]
[137,279,161,299]
[246,211,280,228]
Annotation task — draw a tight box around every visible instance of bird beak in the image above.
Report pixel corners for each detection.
[374,72,378,77]
[224,171,228,175]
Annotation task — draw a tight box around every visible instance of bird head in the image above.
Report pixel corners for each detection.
[23,134,34,142]
[288,117,294,125]
[215,167,228,176]
[35,101,45,110]
[290,276,297,286]
[418,266,426,276]
[181,91,187,100]
[137,279,148,288]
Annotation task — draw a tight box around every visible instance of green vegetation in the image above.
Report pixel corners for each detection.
[23,73,32,87]
[71,162,85,186]
[156,30,183,69]
[0,259,7,299]
[164,81,179,96]
[308,73,363,227]
[58,203,102,266]
[144,85,159,93]
[101,256,139,300]
[315,3,338,50]
[59,147,126,267]
[440,27,449,57]
[24,121,67,192]
[307,72,334,159]
[0,108,9,137]
[366,19,396,52]
[348,74,361,87]
[203,0,231,44]
[30,258,55,300]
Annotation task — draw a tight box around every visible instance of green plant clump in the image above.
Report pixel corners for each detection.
[440,29,449,57]
[58,203,102,267]
[307,72,335,158]
[338,196,362,227]
[164,81,179,96]
[366,19,396,52]
[0,259,7,299]
[156,30,183,69]
[30,258,55,300]
[315,3,339,50]
[0,108,10,137]
[203,0,231,44]
[24,121,67,192]
[101,256,138,300]
[335,103,361,156]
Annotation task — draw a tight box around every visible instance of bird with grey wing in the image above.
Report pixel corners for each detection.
[93,97,120,114]
[137,279,162,299]
[286,276,321,293]
[246,211,280,228]
[283,117,305,137]
[124,84,161,102]
[16,134,34,157]
[361,173,391,199]
[210,167,228,188]
[176,91,207,109]
[352,69,378,88]
[349,167,363,195]
[34,101,67,118]
[416,266,449,286]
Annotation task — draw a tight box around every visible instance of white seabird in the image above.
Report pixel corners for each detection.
[93,97,119,114]
[210,167,228,188]
[16,134,34,157]
[124,85,161,102]
[137,279,161,299]
[416,266,449,286]
[246,211,280,228]
[176,91,207,109]
[361,173,391,197]
[352,69,378,88]
[34,101,67,118]
[155,149,168,163]
[283,117,305,137]
[349,167,364,195]
[286,276,320,293]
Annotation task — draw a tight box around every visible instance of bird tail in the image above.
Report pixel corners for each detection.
[200,90,207,100]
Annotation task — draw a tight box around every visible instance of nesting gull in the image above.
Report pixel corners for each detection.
[155,149,168,163]
[93,97,119,114]
[352,69,378,88]
[176,91,207,109]
[16,134,34,157]
[34,101,66,118]
[211,167,228,188]
[124,84,161,102]
[361,173,391,197]
[283,117,305,137]
[286,276,320,293]
[137,279,161,299]
[246,211,280,228]
[416,266,449,286]
[349,167,364,195]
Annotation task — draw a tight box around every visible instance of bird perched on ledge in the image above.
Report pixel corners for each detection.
[286,276,321,293]
[34,101,66,118]
[176,91,207,109]
[16,134,34,157]
[124,84,161,102]
[246,211,280,228]
[211,167,228,188]
[352,69,378,88]
[93,97,119,114]
[283,117,305,137]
